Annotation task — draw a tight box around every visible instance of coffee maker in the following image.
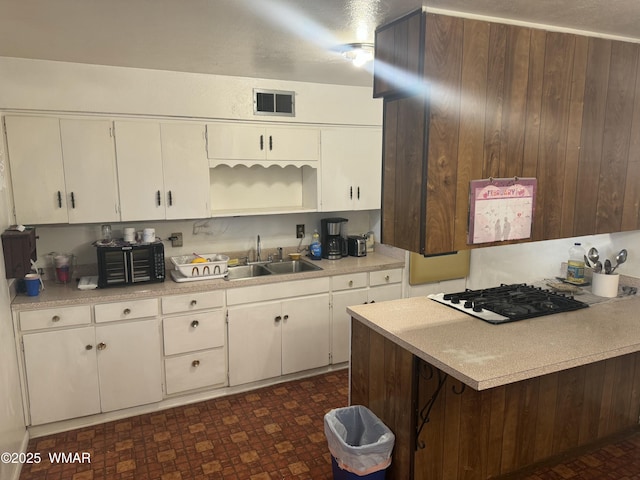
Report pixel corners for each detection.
[321,217,348,259]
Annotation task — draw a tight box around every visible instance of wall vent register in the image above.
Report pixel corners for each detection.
[254,89,295,116]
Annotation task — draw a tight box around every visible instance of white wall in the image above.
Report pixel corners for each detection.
[0,115,27,480]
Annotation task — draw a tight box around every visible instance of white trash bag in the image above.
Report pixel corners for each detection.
[324,405,395,476]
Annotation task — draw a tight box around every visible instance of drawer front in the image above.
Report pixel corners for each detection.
[332,273,368,291]
[369,268,403,287]
[163,311,225,356]
[20,305,91,331]
[165,348,226,395]
[226,277,330,306]
[94,298,158,323]
[162,290,224,315]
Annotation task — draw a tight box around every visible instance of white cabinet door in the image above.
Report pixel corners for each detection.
[368,284,403,304]
[228,301,282,386]
[5,116,69,224]
[23,327,100,425]
[206,123,319,162]
[96,319,162,412]
[281,294,330,374]
[114,120,165,221]
[331,289,368,364]
[206,123,266,161]
[161,123,210,219]
[320,127,382,211]
[60,118,120,223]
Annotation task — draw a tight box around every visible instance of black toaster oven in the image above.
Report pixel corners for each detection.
[96,242,165,288]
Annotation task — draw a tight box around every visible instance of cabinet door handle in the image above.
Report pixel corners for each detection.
[156,190,162,206]
[191,320,199,328]
[260,134,264,151]
[385,275,390,282]
[348,280,353,287]
[190,300,197,307]
[192,360,200,367]
[283,314,289,320]
[357,186,360,199]
[123,308,131,315]
[168,190,173,206]
[51,315,61,322]
[57,191,62,208]
[269,135,273,151]
[97,342,107,350]
[350,186,353,199]
[275,315,282,322]
[70,192,76,209]
[85,344,93,350]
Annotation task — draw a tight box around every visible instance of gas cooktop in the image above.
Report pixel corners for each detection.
[428,283,589,324]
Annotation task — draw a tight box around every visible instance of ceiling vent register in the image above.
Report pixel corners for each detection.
[254,89,295,117]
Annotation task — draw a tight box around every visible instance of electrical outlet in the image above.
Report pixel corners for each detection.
[296,224,305,238]
[170,232,183,247]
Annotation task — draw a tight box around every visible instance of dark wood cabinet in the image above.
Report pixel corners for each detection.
[2,227,36,279]
[376,11,640,255]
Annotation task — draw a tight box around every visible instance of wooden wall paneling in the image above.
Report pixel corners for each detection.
[595,41,639,234]
[552,367,586,452]
[609,354,636,432]
[522,29,546,179]
[500,25,532,178]
[598,357,618,437]
[483,22,507,179]
[349,319,370,406]
[535,32,576,240]
[424,13,464,254]
[621,48,640,231]
[381,100,399,249]
[578,361,606,444]
[415,360,446,480]
[532,372,559,461]
[367,330,387,415]
[441,379,462,479]
[374,24,397,97]
[391,346,416,480]
[574,38,612,235]
[454,18,489,251]
[485,386,506,476]
[560,36,589,238]
[630,353,640,424]
[457,385,484,480]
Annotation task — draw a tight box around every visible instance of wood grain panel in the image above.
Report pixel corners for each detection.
[349,318,370,406]
[381,100,399,248]
[453,18,489,251]
[622,47,640,230]
[424,13,463,254]
[522,29,546,179]
[483,22,507,178]
[574,38,612,235]
[595,41,639,233]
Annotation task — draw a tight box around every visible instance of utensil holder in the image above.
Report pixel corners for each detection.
[591,272,619,298]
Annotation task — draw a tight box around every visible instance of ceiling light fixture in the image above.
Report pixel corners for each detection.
[339,42,374,67]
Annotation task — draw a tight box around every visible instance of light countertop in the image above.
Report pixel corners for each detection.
[347,283,640,391]
[11,250,404,311]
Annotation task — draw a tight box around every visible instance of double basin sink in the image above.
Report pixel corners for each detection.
[226,259,322,281]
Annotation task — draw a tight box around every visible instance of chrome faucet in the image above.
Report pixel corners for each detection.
[256,235,262,262]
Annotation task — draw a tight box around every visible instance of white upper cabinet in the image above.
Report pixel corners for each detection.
[206,122,320,165]
[5,115,120,224]
[60,119,120,223]
[320,127,382,212]
[115,121,209,221]
[5,116,69,224]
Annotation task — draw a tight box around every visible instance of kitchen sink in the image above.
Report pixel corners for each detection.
[226,263,272,280]
[264,260,323,274]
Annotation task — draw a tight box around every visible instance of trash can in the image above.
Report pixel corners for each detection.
[324,405,395,479]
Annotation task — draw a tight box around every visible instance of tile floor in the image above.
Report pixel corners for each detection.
[18,368,640,480]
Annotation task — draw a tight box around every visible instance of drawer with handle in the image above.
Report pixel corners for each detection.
[165,348,226,395]
[20,305,91,331]
[162,290,224,315]
[332,273,368,291]
[94,298,158,323]
[369,268,402,287]
[163,311,225,356]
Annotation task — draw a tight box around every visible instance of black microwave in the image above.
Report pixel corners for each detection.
[96,242,165,288]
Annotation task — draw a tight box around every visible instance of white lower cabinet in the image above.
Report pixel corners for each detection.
[161,290,227,395]
[330,269,403,364]
[227,278,330,386]
[22,318,162,425]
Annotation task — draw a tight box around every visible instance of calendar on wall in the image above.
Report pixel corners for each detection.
[468,177,536,245]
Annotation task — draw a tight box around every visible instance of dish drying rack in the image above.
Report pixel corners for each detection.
[170,254,229,281]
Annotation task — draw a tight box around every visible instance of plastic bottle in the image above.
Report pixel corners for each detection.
[567,242,586,284]
[310,230,322,260]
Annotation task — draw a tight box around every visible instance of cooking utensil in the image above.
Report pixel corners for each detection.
[594,261,603,273]
[587,247,599,266]
[584,254,591,268]
[604,259,612,274]
[610,249,627,274]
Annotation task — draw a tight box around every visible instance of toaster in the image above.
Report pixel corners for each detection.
[347,235,367,257]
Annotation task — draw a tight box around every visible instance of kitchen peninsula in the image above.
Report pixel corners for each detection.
[348,291,640,479]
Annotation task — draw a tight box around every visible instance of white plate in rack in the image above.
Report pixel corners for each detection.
[170,270,227,283]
